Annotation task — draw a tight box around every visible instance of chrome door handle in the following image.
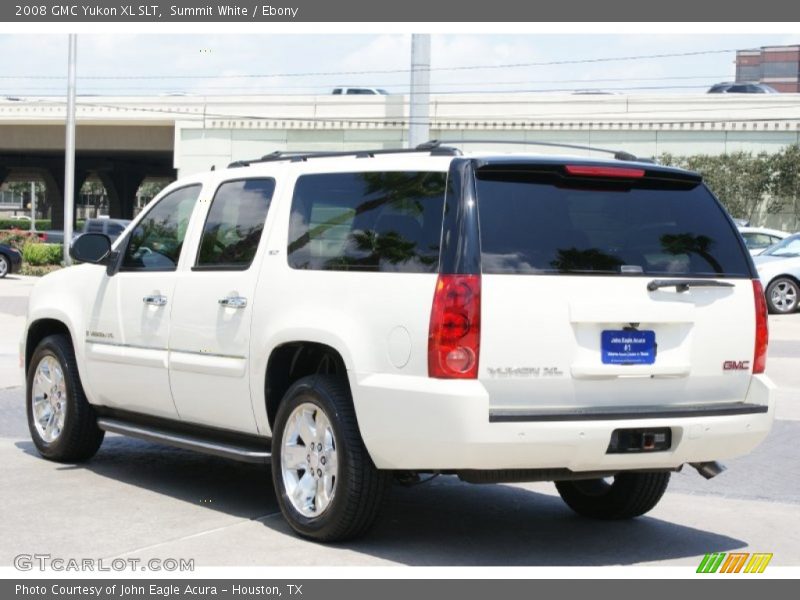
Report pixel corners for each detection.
[218,296,247,309]
[143,294,168,306]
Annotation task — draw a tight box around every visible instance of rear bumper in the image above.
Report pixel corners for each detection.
[352,373,776,472]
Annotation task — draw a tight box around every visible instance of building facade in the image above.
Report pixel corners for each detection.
[736,45,800,92]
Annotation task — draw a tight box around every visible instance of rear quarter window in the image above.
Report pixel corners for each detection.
[287,171,446,273]
[475,168,751,278]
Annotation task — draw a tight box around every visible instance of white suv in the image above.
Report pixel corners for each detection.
[22,143,775,542]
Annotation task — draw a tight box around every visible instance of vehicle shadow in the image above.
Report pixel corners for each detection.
[14,437,746,566]
[339,478,740,566]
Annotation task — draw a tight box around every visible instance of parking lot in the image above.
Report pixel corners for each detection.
[1,274,798,568]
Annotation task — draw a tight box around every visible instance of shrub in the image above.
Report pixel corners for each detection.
[0,230,40,251]
[0,219,51,231]
[22,242,63,266]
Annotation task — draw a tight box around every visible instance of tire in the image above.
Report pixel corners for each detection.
[766,277,799,314]
[555,471,670,520]
[26,334,104,462]
[271,375,390,542]
[0,254,9,278]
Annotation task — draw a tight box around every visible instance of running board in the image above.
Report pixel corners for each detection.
[96,418,271,464]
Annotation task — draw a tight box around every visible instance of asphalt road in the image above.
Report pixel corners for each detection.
[1,275,799,567]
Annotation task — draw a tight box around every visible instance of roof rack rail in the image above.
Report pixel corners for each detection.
[416,139,642,162]
[227,145,462,168]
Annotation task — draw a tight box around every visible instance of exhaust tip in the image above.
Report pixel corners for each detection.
[691,461,726,480]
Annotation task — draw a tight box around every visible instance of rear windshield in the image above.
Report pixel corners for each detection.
[475,168,751,277]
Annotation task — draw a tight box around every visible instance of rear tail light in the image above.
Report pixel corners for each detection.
[428,274,481,379]
[565,165,645,178]
[753,279,769,374]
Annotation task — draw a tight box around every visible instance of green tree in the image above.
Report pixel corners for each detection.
[660,151,780,223]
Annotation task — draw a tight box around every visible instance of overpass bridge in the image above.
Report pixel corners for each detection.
[2,93,800,227]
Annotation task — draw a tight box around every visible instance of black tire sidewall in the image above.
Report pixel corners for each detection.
[0,254,9,278]
[271,377,355,539]
[27,337,74,457]
[556,471,670,519]
[766,278,799,314]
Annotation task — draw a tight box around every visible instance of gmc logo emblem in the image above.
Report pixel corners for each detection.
[723,360,751,371]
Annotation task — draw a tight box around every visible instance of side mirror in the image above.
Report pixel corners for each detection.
[70,233,112,264]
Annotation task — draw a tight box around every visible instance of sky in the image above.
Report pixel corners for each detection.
[0,33,799,97]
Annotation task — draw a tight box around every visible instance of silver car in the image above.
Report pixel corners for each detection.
[754,233,800,314]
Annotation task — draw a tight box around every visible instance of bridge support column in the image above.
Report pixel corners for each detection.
[41,165,88,230]
[98,170,146,220]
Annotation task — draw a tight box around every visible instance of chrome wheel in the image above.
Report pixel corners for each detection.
[31,356,67,443]
[0,255,8,277]
[281,402,338,518]
[769,279,798,312]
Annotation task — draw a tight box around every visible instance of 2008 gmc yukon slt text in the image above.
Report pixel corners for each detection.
[21,144,774,541]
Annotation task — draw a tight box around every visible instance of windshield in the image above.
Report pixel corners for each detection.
[763,233,800,257]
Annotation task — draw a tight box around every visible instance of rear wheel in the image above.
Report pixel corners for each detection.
[271,375,390,542]
[0,254,9,278]
[26,334,104,462]
[766,277,799,314]
[555,472,670,519]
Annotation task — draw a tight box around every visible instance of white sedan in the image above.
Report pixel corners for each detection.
[754,233,800,314]
[738,226,791,256]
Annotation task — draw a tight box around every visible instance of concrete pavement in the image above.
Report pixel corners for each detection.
[1,273,798,567]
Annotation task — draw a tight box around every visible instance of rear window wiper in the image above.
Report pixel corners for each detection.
[647,279,735,293]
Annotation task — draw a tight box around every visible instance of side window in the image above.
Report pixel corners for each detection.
[85,220,103,233]
[106,222,126,236]
[743,233,773,249]
[287,171,446,273]
[196,178,275,270]
[122,185,201,271]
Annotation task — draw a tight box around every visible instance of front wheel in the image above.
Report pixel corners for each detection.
[271,375,390,542]
[26,334,105,462]
[766,277,799,314]
[555,472,670,519]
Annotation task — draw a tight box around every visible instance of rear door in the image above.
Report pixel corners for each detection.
[474,161,757,417]
[167,177,275,433]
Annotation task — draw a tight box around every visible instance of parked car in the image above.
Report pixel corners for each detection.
[81,218,131,240]
[707,81,779,94]
[22,144,774,542]
[738,226,791,256]
[331,87,388,95]
[0,243,22,277]
[754,232,800,313]
[41,218,131,244]
[39,229,66,243]
[707,82,778,94]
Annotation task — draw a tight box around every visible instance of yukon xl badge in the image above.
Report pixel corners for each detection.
[488,367,564,378]
[723,360,751,371]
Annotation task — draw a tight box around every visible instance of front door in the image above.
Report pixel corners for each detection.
[82,184,202,419]
[168,177,275,433]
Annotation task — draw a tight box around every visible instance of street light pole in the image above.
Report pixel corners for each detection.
[63,34,77,265]
[30,181,36,233]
